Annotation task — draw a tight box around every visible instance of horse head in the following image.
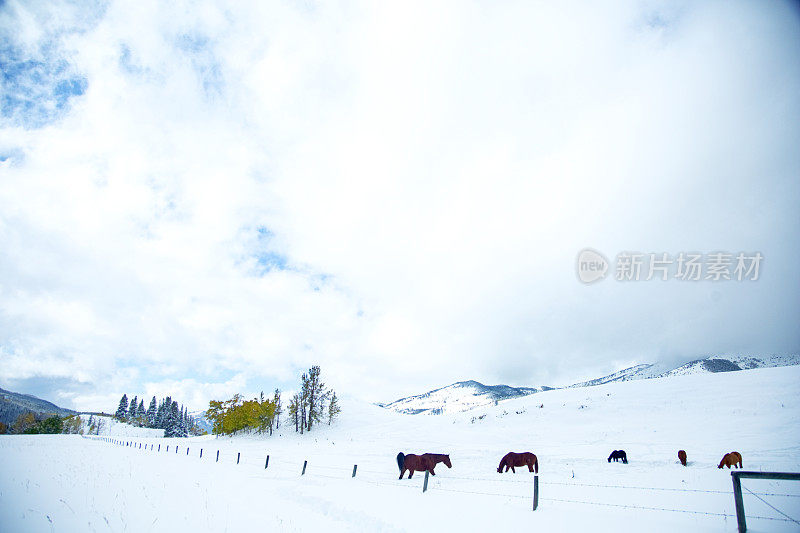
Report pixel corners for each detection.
[442,455,452,468]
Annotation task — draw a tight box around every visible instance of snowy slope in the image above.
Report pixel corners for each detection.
[380,380,552,415]
[69,413,165,437]
[570,353,800,388]
[2,366,799,532]
[383,354,800,415]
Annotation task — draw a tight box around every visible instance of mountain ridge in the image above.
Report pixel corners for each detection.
[381,353,800,415]
[0,386,76,427]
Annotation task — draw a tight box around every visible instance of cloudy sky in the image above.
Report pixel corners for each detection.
[1,0,798,412]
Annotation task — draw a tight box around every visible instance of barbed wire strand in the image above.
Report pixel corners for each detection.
[88,437,800,521]
[743,486,800,525]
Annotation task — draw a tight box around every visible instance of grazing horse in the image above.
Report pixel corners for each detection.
[422,453,452,470]
[397,452,444,479]
[678,450,687,466]
[608,450,628,464]
[497,452,538,474]
[718,451,743,469]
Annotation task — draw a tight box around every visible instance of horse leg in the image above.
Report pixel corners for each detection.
[408,469,414,479]
[528,463,534,472]
[430,467,436,476]
[511,466,515,473]
[399,468,405,480]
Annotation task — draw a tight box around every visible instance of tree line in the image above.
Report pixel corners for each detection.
[114,394,202,437]
[206,365,340,436]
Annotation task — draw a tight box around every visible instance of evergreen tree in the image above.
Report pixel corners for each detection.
[157,396,171,429]
[164,401,180,438]
[146,396,157,427]
[299,373,308,434]
[114,394,129,420]
[179,406,188,437]
[273,389,282,429]
[288,394,299,432]
[327,391,340,425]
[303,365,328,432]
[138,399,145,419]
[128,396,138,422]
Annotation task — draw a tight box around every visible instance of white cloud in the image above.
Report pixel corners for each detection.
[0,0,798,410]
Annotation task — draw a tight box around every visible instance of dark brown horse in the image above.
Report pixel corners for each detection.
[678,450,687,466]
[608,450,628,464]
[422,453,452,470]
[397,452,450,479]
[497,452,538,473]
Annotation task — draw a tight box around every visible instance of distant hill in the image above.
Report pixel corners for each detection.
[189,410,213,434]
[379,380,553,415]
[569,354,800,388]
[0,387,76,427]
[381,354,800,415]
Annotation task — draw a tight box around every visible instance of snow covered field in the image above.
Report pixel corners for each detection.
[2,366,799,532]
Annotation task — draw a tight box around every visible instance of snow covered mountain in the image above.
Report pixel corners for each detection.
[379,380,553,415]
[382,354,800,415]
[570,353,800,387]
[189,410,213,434]
[0,387,75,426]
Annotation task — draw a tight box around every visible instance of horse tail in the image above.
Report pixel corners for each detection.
[534,455,539,474]
[397,452,405,473]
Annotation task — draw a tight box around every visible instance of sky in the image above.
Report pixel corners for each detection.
[0,0,798,412]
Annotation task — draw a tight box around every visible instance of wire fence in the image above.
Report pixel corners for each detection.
[84,435,799,526]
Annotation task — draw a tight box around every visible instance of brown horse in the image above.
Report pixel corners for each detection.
[497,452,538,473]
[678,450,687,466]
[422,453,452,470]
[718,451,743,469]
[397,452,449,479]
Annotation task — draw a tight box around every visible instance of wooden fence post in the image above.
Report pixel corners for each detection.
[200,448,203,458]
[533,474,539,511]
[186,447,189,456]
[265,455,269,469]
[352,465,358,478]
[302,460,308,475]
[175,446,178,454]
[732,472,746,533]
[216,450,219,462]
[237,452,240,464]
[423,471,429,493]
[158,444,161,451]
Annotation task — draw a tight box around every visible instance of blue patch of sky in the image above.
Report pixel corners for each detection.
[174,32,225,99]
[253,226,289,274]
[0,40,87,128]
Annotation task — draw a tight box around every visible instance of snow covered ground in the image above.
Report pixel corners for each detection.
[68,414,165,438]
[2,366,799,532]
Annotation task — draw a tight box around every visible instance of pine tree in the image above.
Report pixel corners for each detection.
[288,394,299,432]
[157,396,171,429]
[146,397,157,427]
[138,399,145,420]
[164,401,180,438]
[128,396,138,422]
[299,373,308,434]
[179,406,188,437]
[304,366,328,432]
[273,389,282,429]
[114,394,129,420]
[327,391,340,425]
